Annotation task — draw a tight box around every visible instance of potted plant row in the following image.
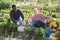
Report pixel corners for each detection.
[25,25,44,40]
[0,22,18,37]
[25,25,34,40]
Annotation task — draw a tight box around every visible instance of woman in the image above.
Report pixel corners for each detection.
[28,8,51,28]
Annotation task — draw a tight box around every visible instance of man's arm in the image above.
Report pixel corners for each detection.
[10,12,17,22]
[19,10,24,20]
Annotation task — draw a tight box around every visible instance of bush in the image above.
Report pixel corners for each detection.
[0,16,6,22]
[22,9,32,13]
[51,29,56,33]
[56,19,60,27]
[0,22,18,32]
[0,2,10,9]
[42,10,50,16]
[34,28,44,37]
[0,22,7,33]
[7,23,18,32]
[25,26,44,37]
[51,13,57,18]
[55,6,60,11]
[25,25,34,35]
[0,9,10,13]
[0,16,10,22]
[57,27,60,31]
[0,0,12,9]
[39,10,52,16]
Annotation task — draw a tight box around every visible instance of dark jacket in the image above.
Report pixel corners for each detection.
[33,20,45,28]
[10,9,24,23]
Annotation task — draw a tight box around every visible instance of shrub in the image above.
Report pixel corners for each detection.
[0,22,7,31]
[34,28,44,37]
[51,13,57,18]
[40,10,52,16]
[0,2,10,9]
[0,16,6,22]
[25,26,44,37]
[51,29,56,33]
[55,6,60,11]
[0,16,10,22]
[56,19,60,27]
[22,9,32,13]
[25,25,34,35]
[0,22,18,32]
[0,9,10,13]
[57,27,60,31]
[42,10,50,16]
[7,23,18,32]
[0,0,12,9]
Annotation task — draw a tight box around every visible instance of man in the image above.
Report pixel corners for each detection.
[10,5,24,23]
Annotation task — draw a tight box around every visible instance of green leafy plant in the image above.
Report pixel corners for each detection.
[55,6,60,11]
[0,2,10,9]
[57,27,60,31]
[34,28,44,37]
[8,23,18,32]
[0,0,13,9]
[0,22,18,32]
[56,19,60,27]
[0,22,7,29]
[25,25,34,35]
[0,16,9,22]
[51,13,57,18]
[51,29,56,33]
[0,9,10,13]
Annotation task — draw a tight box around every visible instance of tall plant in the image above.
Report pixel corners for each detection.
[0,0,12,9]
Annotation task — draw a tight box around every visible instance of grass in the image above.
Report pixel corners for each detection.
[0,32,60,40]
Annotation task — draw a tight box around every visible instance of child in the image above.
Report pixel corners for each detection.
[28,14,33,25]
